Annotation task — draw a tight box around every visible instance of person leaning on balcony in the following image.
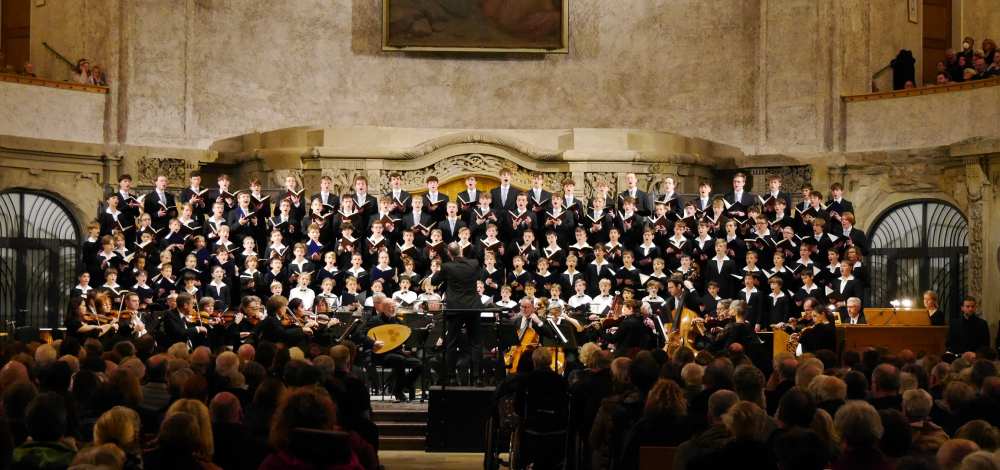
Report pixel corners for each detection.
[71,58,94,85]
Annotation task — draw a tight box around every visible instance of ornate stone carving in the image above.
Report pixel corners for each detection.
[134,157,187,186]
[392,133,564,162]
[752,166,813,195]
[389,154,567,192]
[966,157,985,304]
[272,169,303,189]
[321,169,367,197]
[584,173,617,199]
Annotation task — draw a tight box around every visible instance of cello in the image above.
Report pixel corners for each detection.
[664,290,701,356]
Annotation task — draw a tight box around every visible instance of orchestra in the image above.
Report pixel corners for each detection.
[66,168,947,393]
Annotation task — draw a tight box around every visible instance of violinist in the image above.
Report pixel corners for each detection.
[160,292,208,347]
[118,292,147,339]
[287,298,324,347]
[790,306,837,354]
[596,299,647,357]
[247,295,312,347]
[702,300,753,353]
[64,297,118,342]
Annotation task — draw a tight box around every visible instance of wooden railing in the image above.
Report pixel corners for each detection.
[0,72,109,94]
[842,77,1000,102]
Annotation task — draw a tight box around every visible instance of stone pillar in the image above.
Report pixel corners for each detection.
[750,169,768,195]
[964,156,992,323]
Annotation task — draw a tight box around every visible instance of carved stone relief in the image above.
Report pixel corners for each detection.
[383,154,568,193]
[584,173,618,200]
[966,157,985,304]
[272,169,303,189]
[752,166,813,194]
[133,157,187,186]
[321,169,368,197]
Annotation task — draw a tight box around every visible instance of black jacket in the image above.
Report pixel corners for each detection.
[432,258,486,310]
[599,315,649,357]
[143,190,178,230]
[490,186,521,215]
[160,308,202,347]
[949,314,991,354]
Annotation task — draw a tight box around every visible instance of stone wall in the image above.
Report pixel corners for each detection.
[0,80,106,144]
[844,83,1000,152]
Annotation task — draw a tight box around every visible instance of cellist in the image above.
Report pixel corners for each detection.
[595,299,648,357]
[504,298,555,371]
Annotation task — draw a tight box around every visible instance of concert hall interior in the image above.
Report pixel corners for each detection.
[1,0,1000,469]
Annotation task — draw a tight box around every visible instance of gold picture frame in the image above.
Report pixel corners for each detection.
[382,0,568,53]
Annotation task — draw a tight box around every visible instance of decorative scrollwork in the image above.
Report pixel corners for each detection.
[584,173,617,200]
[134,157,186,186]
[391,133,564,161]
[272,169,303,189]
[389,154,568,192]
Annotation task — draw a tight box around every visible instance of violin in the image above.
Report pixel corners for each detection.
[591,291,626,330]
[185,310,211,326]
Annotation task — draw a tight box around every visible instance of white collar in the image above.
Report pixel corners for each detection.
[839,275,855,281]
[770,292,785,299]
[210,280,225,287]
[105,207,120,216]
[715,255,730,261]
[743,287,757,294]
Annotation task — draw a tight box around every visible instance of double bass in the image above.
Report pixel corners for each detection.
[664,291,701,356]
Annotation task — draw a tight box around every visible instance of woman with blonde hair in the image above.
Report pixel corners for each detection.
[71,58,93,85]
[619,379,693,470]
[93,406,142,469]
[108,370,143,410]
[165,399,215,463]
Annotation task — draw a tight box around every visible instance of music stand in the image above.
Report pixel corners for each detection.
[540,320,579,349]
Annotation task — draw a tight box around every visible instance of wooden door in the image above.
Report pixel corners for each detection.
[923,0,952,84]
[1,0,31,73]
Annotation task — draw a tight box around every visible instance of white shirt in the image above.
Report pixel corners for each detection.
[714,255,730,272]
[289,287,316,310]
[105,207,121,221]
[568,294,593,309]
[839,275,855,293]
[848,314,861,325]
[734,190,743,201]
[427,192,439,203]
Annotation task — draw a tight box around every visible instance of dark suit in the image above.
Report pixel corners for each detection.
[402,211,435,246]
[524,188,552,213]
[387,189,413,217]
[705,257,736,299]
[144,190,178,231]
[843,227,870,257]
[653,192,685,216]
[423,192,450,222]
[948,314,991,354]
[432,257,486,381]
[311,192,340,213]
[227,206,262,243]
[599,316,649,357]
[440,218,467,244]
[160,308,203,347]
[491,186,520,215]
[722,191,756,219]
[618,189,651,216]
[455,189,483,221]
[844,313,867,325]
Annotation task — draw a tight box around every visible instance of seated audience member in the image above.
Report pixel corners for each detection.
[954,420,1000,452]
[673,390,738,470]
[259,387,377,470]
[12,393,76,470]
[686,401,777,470]
[209,392,271,470]
[831,401,894,470]
[937,439,981,470]
[143,412,214,470]
[774,429,831,470]
[620,379,695,470]
[902,389,948,456]
[868,364,902,411]
[243,378,286,439]
[92,406,143,469]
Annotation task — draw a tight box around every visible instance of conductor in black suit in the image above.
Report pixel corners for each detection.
[159,292,207,347]
[144,175,178,231]
[723,173,756,219]
[432,242,486,385]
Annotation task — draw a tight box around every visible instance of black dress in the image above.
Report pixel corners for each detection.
[800,322,837,353]
[64,316,97,342]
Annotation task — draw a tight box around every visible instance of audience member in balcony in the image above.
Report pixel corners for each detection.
[987,53,1000,77]
[21,62,36,78]
[945,49,964,82]
[903,81,915,89]
[935,73,950,85]
[983,39,997,65]
[964,68,976,82]
[91,66,107,86]
[71,58,94,85]
[972,58,989,80]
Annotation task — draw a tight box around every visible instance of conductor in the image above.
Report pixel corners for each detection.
[432,242,486,385]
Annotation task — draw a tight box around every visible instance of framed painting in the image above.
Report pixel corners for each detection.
[382,0,568,53]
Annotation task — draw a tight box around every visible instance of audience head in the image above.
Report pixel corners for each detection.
[94,406,142,454]
[269,387,338,452]
[732,364,766,408]
[722,401,767,440]
[902,388,933,421]
[166,399,214,457]
[938,439,981,470]
[209,391,242,424]
[703,357,734,390]
[157,412,201,453]
[777,387,817,429]
[25,392,68,442]
[834,400,883,449]
[878,408,913,458]
[955,420,1000,452]
[644,379,686,416]
[707,390,738,423]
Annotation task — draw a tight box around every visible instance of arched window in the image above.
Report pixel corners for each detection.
[868,200,968,322]
[0,190,81,328]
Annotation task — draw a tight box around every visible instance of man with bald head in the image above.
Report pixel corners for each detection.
[210,391,270,470]
[0,361,29,393]
[237,344,254,363]
[359,297,423,402]
[432,241,486,386]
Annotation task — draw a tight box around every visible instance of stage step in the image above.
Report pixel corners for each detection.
[380,436,426,451]
[374,408,428,451]
[376,422,427,436]
[373,409,428,423]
